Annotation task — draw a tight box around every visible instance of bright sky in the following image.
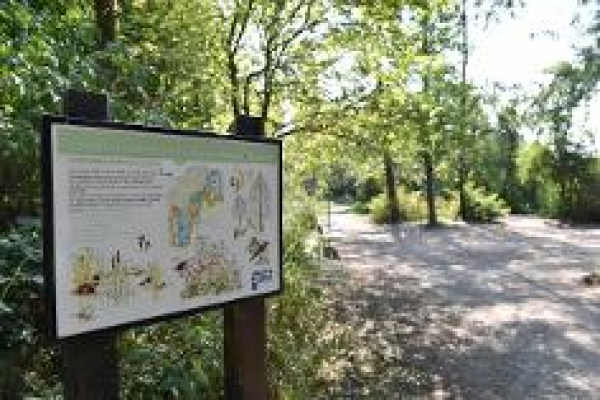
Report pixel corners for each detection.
[470,0,579,87]
[468,0,599,152]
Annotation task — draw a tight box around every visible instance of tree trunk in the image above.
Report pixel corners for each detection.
[383,150,401,224]
[423,151,437,226]
[459,0,469,221]
[458,156,468,220]
[420,14,437,226]
[94,0,116,49]
[559,177,567,220]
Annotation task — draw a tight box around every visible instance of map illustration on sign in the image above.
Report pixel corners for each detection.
[43,118,281,338]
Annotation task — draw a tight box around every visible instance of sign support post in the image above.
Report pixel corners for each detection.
[224,115,269,400]
[60,89,120,400]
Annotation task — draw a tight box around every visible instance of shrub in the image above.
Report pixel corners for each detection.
[463,182,510,223]
[0,226,59,398]
[350,201,370,215]
[368,188,459,224]
[268,257,349,399]
[121,314,223,400]
[324,166,357,202]
[369,194,402,224]
[355,176,382,203]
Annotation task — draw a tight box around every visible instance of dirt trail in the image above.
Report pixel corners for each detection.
[323,206,600,399]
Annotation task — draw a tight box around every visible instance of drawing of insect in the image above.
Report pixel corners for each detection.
[74,305,95,321]
[137,234,151,251]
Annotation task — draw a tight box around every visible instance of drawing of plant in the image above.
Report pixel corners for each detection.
[72,248,100,296]
[176,239,241,299]
[232,194,248,239]
[104,250,133,305]
[139,261,166,296]
[249,172,270,232]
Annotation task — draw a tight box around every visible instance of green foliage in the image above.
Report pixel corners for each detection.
[462,182,510,223]
[268,256,348,399]
[568,158,600,223]
[324,165,358,202]
[120,315,223,400]
[0,226,59,399]
[350,201,370,214]
[369,193,400,224]
[367,182,510,225]
[0,1,93,226]
[368,187,459,224]
[517,141,600,223]
[0,227,42,348]
[355,176,382,203]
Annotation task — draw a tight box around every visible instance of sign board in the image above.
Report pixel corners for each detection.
[42,116,282,338]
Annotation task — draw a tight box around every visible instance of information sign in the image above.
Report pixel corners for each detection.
[42,117,282,338]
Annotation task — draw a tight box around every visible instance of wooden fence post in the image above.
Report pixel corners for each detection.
[224,115,269,400]
[61,89,120,400]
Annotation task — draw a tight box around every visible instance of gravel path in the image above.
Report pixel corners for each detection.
[322,206,600,399]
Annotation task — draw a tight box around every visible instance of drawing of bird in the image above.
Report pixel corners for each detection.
[175,260,190,272]
[248,237,269,262]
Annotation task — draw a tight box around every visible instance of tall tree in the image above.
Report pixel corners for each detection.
[457,0,525,219]
[458,0,469,220]
[221,0,330,133]
[497,103,521,209]
[535,61,591,220]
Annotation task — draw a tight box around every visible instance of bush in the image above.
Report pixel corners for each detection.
[324,166,357,202]
[463,182,510,223]
[121,314,224,400]
[565,160,600,224]
[369,194,402,224]
[0,226,59,399]
[368,188,459,224]
[355,176,382,203]
[268,257,349,399]
[350,201,370,215]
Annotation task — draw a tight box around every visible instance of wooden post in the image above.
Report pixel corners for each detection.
[224,115,269,400]
[61,89,120,400]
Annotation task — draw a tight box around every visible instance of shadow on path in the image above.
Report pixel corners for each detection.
[322,207,600,399]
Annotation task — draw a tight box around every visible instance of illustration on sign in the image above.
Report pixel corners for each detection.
[43,118,282,338]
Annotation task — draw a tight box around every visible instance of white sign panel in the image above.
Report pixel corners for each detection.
[42,118,282,338]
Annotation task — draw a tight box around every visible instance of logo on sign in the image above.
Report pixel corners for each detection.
[251,269,273,290]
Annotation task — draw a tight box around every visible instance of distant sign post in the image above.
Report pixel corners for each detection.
[304,176,317,196]
[42,116,282,339]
